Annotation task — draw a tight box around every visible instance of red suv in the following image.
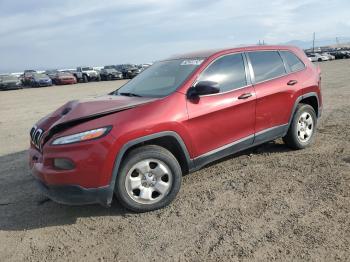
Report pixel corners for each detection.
[29,45,322,212]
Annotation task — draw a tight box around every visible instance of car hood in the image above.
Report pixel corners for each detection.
[34,95,158,140]
[83,70,97,74]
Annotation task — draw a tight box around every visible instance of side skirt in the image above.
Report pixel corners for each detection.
[192,124,288,171]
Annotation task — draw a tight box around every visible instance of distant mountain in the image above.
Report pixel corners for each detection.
[281,37,350,49]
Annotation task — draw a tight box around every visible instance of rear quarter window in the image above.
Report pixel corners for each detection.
[281,51,305,72]
[248,51,286,83]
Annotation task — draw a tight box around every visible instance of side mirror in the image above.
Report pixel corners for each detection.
[187,81,220,100]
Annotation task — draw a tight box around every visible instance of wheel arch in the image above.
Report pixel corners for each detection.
[288,92,320,129]
[107,131,193,204]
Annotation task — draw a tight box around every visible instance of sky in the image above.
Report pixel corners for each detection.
[0,0,349,73]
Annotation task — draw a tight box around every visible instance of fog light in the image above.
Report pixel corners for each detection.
[53,158,75,170]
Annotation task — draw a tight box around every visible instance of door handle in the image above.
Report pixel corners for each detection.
[287,80,298,86]
[238,93,253,99]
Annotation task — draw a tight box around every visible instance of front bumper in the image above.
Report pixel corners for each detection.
[57,79,76,85]
[0,84,22,90]
[33,176,112,206]
[37,81,52,87]
[87,74,100,80]
[28,132,118,206]
[112,74,123,79]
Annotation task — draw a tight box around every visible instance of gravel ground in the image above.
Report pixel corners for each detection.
[0,60,349,261]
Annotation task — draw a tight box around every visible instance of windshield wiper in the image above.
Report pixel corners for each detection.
[118,92,142,97]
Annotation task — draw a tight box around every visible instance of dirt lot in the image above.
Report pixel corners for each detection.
[0,60,349,261]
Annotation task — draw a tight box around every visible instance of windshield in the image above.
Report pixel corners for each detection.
[45,70,57,75]
[34,73,48,78]
[58,72,72,77]
[82,67,93,71]
[0,75,18,81]
[105,69,116,73]
[115,58,204,97]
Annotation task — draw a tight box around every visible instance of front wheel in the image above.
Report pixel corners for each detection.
[83,75,88,83]
[115,145,182,212]
[283,103,317,149]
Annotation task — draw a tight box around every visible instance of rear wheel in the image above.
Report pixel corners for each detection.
[283,104,317,149]
[115,145,182,212]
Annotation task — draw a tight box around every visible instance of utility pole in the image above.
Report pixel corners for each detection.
[312,32,315,53]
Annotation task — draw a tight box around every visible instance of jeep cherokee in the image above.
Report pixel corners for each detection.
[29,45,322,212]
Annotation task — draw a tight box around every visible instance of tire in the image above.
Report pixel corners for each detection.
[96,75,101,82]
[83,75,88,83]
[115,145,182,212]
[107,75,112,81]
[318,58,322,62]
[283,103,317,150]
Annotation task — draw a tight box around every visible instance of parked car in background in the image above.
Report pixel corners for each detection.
[29,45,322,212]
[65,69,84,83]
[22,71,36,86]
[138,63,152,72]
[342,51,350,58]
[329,51,350,59]
[104,65,117,70]
[44,70,59,80]
[115,64,141,79]
[306,53,329,62]
[321,53,335,60]
[0,74,22,90]
[30,73,52,87]
[100,68,123,81]
[52,72,77,85]
[76,67,101,82]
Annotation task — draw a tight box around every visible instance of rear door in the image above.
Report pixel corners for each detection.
[185,53,256,159]
[246,50,301,142]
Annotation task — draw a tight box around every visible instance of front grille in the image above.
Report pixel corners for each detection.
[30,125,45,151]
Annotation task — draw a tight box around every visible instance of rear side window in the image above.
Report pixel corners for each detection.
[198,53,247,93]
[248,51,286,83]
[281,51,305,72]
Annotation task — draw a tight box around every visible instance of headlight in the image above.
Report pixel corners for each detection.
[52,126,111,145]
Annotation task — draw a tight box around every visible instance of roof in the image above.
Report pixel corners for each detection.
[166,45,301,60]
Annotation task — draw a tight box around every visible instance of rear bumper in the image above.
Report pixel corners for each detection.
[87,75,100,80]
[33,175,113,206]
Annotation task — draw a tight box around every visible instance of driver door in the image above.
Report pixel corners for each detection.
[184,53,256,163]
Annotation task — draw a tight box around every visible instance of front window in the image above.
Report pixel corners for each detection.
[115,58,204,97]
[197,53,247,93]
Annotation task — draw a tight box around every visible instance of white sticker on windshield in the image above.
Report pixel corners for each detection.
[180,59,204,66]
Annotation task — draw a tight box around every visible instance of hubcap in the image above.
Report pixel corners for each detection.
[297,112,313,142]
[125,159,173,204]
